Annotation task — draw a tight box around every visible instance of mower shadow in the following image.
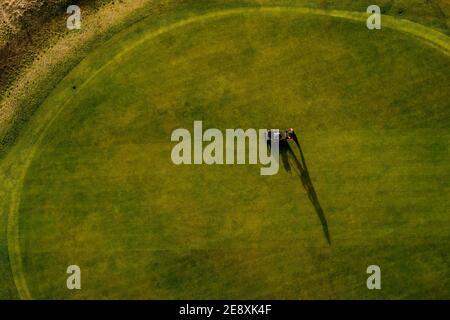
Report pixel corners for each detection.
[279,140,331,245]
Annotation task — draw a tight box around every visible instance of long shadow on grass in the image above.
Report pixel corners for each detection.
[279,140,331,245]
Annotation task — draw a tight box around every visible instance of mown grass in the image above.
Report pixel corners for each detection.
[0,1,449,299]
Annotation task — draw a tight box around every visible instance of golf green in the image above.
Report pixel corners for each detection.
[1,5,449,299]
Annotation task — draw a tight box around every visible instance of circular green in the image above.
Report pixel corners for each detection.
[14,9,450,299]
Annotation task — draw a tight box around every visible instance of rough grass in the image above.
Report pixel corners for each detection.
[0,0,175,158]
[0,1,114,91]
[0,3,448,299]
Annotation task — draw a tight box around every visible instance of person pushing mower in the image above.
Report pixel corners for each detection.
[266,128,299,146]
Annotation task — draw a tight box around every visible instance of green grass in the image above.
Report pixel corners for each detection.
[0,2,449,299]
